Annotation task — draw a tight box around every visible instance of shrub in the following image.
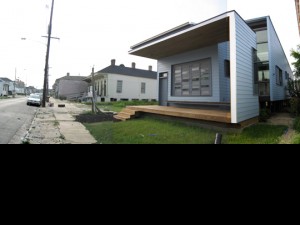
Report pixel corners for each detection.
[294,117,300,133]
[59,96,67,100]
[259,108,271,122]
[290,97,300,116]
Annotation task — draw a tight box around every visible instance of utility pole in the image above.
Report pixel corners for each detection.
[42,0,54,107]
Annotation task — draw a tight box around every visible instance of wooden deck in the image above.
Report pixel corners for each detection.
[123,105,231,123]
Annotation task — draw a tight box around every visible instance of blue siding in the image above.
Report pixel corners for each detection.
[158,45,220,102]
[218,42,230,102]
[234,13,259,123]
[267,17,293,101]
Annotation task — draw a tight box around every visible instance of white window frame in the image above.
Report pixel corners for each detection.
[141,82,146,94]
[116,80,123,93]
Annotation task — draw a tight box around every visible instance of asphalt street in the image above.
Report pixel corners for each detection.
[0,97,37,144]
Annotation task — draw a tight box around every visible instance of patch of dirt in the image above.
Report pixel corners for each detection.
[75,112,119,123]
[279,128,297,144]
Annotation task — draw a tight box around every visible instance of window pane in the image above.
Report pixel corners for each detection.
[141,82,146,94]
[258,63,269,81]
[117,80,123,93]
[257,43,269,61]
[182,65,189,81]
[257,30,268,43]
[259,82,270,96]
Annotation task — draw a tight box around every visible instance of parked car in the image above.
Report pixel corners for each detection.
[27,94,41,106]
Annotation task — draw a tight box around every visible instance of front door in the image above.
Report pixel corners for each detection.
[159,72,168,106]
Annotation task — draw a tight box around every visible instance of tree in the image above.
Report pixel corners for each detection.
[288,45,300,115]
[291,45,300,78]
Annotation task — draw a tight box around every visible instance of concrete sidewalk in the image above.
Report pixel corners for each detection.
[23,98,97,144]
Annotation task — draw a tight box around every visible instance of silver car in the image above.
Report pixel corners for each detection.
[27,94,41,106]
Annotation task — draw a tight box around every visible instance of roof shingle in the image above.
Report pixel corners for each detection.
[97,65,157,79]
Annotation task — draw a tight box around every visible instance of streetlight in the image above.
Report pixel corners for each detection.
[20,37,57,95]
[20,38,46,95]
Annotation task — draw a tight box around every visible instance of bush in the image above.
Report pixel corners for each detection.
[294,117,300,133]
[259,108,271,122]
[290,97,300,116]
[59,96,67,100]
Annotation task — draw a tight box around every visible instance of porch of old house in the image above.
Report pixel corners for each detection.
[114,105,231,124]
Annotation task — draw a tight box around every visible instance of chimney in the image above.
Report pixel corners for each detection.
[67,73,70,76]
[111,59,116,66]
[132,62,136,69]
[149,66,153,71]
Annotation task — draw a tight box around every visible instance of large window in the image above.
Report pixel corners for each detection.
[258,62,270,96]
[256,29,269,62]
[253,28,271,97]
[253,48,259,95]
[172,59,212,97]
[116,80,123,93]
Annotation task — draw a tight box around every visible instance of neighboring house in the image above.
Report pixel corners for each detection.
[0,77,14,96]
[296,0,300,36]
[129,11,292,125]
[84,59,157,102]
[27,86,38,95]
[15,79,26,95]
[53,73,88,100]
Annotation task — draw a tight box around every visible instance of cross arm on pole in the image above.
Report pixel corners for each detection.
[41,36,60,40]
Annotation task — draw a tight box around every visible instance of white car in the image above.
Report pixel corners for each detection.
[27,94,41,106]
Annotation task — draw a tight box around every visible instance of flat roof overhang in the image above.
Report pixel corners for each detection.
[129,16,230,60]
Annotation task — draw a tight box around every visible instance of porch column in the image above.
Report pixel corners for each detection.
[230,13,238,124]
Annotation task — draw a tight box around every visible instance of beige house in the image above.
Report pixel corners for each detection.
[53,73,88,100]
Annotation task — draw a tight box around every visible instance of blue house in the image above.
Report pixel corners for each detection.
[128,11,292,125]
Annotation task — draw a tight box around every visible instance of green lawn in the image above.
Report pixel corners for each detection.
[223,124,288,144]
[0,96,9,100]
[292,133,300,144]
[292,117,300,144]
[84,117,288,144]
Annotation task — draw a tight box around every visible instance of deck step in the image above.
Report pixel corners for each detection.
[114,107,138,121]
[114,115,127,121]
[118,111,134,117]
[122,108,136,115]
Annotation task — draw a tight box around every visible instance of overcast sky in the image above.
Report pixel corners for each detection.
[0,0,298,89]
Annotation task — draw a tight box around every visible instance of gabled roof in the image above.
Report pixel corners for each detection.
[0,77,13,82]
[57,76,86,81]
[97,65,157,79]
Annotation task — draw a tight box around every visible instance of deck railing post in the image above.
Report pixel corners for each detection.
[214,133,223,144]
